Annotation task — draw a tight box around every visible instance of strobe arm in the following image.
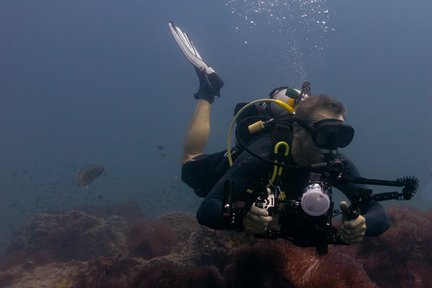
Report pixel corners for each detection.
[348,176,419,201]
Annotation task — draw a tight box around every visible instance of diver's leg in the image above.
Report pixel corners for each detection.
[182,99,211,163]
[182,66,224,163]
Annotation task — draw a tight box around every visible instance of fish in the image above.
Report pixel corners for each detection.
[77,164,105,188]
[157,145,165,151]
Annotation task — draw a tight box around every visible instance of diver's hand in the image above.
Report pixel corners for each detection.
[339,201,366,243]
[243,205,273,234]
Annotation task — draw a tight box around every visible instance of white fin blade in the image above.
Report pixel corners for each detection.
[168,21,210,72]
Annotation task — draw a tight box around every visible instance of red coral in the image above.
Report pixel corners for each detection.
[224,241,294,288]
[126,219,177,259]
[275,240,377,288]
[404,260,432,287]
[224,240,377,288]
[353,205,432,288]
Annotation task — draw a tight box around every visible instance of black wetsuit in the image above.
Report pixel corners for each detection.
[194,133,391,237]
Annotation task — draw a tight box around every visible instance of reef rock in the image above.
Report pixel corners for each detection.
[0,205,431,287]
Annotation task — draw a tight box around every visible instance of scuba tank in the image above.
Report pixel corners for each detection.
[227,81,311,166]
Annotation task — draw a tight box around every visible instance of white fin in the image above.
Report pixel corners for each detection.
[168,21,215,75]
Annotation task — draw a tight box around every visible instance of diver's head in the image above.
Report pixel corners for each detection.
[291,94,354,165]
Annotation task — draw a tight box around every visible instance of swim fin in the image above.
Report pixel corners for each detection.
[169,21,224,102]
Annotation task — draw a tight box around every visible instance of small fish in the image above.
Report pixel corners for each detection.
[77,164,105,188]
[157,145,165,151]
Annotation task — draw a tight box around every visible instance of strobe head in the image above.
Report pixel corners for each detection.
[398,176,419,200]
[301,183,331,216]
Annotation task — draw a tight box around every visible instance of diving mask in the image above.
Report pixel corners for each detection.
[296,119,354,150]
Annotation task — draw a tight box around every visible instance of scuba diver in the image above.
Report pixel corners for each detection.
[170,21,417,254]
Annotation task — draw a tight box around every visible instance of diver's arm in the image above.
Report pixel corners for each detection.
[335,154,391,236]
[196,174,249,230]
[196,136,272,230]
[359,201,391,236]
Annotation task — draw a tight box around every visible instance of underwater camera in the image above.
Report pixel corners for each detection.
[254,169,344,255]
[222,156,419,255]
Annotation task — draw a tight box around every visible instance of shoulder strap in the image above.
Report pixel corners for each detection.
[270,123,292,185]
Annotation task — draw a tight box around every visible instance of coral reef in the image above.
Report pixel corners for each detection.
[0,204,431,287]
[131,261,225,288]
[158,212,198,244]
[74,257,147,288]
[224,240,377,288]
[353,205,432,288]
[126,218,177,259]
[0,210,127,270]
[224,242,294,288]
[278,242,377,288]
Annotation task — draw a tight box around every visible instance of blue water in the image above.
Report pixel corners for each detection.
[0,0,431,254]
